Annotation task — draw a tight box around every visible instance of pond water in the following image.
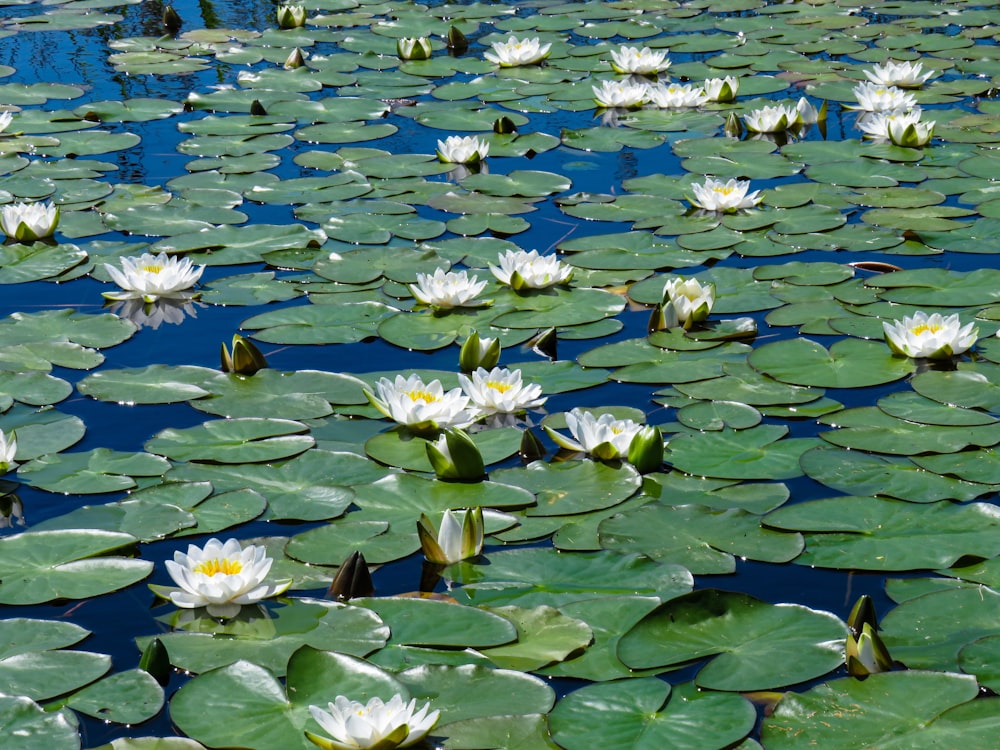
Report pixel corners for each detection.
[2,0,1000,748]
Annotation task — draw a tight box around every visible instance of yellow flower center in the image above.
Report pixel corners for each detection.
[193,557,243,576]
[910,323,942,336]
[141,264,164,274]
[486,380,513,393]
[713,186,735,195]
[406,389,438,402]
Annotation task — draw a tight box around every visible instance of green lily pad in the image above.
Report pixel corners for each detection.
[66,669,164,724]
[355,597,517,649]
[77,365,216,404]
[667,424,818,480]
[749,337,915,387]
[0,529,152,605]
[617,589,847,691]
[477,605,592,671]
[145,418,314,463]
[18,448,169,493]
[491,460,641,517]
[0,695,79,750]
[191,370,369,419]
[550,679,755,750]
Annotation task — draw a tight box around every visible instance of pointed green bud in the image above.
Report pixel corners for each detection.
[724,112,743,138]
[426,428,485,481]
[221,334,267,375]
[627,425,664,474]
[519,427,546,462]
[327,550,374,601]
[162,5,182,33]
[459,331,501,372]
[493,116,517,134]
[447,25,469,55]
[139,637,171,686]
[648,302,679,333]
[418,508,484,564]
[283,47,306,69]
[276,3,306,29]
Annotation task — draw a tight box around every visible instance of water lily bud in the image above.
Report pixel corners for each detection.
[417,507,484,565]
[249,99,268,116]
[162,5,182,33]
[397,37,432,61]
[459,331,501,372]
[221,334,268,376]
[139,637,171,686]
[276,3,306,29]
[627,425,664,474]
[425,428,485,481]
[327,550,375,601]
[0,492,23,529]
[846,622,893,677]
[493,116,517,134]
[724,111,743,138]
[519,427,546,462]
[447,25,469,55]
[531,327,558,360]
[283,47,306,69]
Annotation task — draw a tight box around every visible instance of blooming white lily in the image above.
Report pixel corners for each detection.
[0,201,59,242]
[702,76,739,103]
[689,177,762,213]
[662,276,715,327]
[609,46,670,75]
[458,367,546,414]
[489,249,572,290]
[743,103,799,133]
[276,3,306,28]
[418,507,484,564]
[435,135,489,164]
[852,82,917,112]
[0,429,16,473]
[163,538,292,619]
[484,36,551,67]
[103,252,205,303]
[645,82,708,109]
[409,267,487,309]
[592,79,647,109]
[367,374,478,432]
[307,694,439,750]
[863,60,934,88]
[0,112,12,134]
[545,408,644,461]
[887,113,934,147]
[397,37,432,61]
[882,311,977,359]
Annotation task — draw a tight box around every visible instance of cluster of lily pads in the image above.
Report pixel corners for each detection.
[3,0,1000,748]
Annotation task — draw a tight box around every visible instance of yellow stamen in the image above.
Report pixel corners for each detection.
[713,186,735,195]
[193,557,243,576]
[141,264,164,274]
[910,324,941,336]
[486,380,513,393]
[406,389,439,402]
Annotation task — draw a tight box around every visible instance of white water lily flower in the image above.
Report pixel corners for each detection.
[0,428,16,473]
[458,367,546,414]
[662,276,715,326]
[702,76,739,102]
[609,45,670,75]
[863,60,934,88]
[484,36,551,67]
[276,3,306,28]
[368,374,478,431]
[103,252,205,303]
[743,103,799,133]
[163,538,292,619]
[0,112,12,134]
[0,201,59,242]
[592,79,647,108]
[489,249,572,290]
[689,177,762,213]
[548,408,644,460]
[409,267,487,308]
[882,311,977,359]
[645,82,708,109]
[852,82,917,112]
[306,694,439,750]
[435,135,489,164]
[795,97,819,125]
